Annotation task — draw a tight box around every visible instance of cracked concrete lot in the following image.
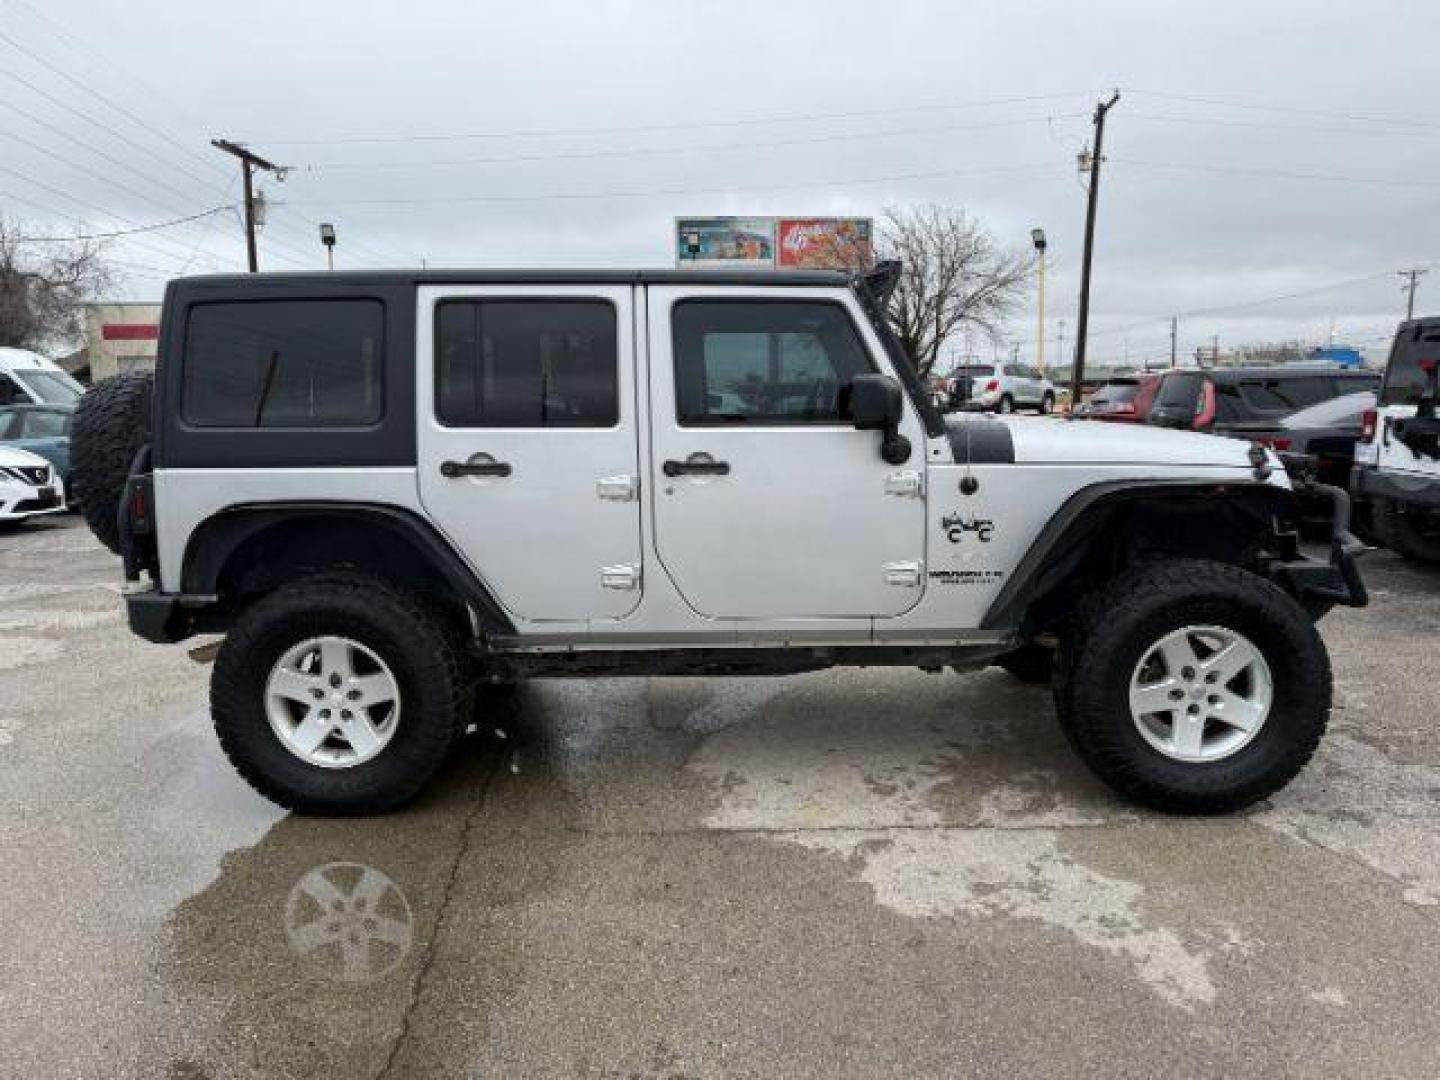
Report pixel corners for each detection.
[1,514,1438,1078]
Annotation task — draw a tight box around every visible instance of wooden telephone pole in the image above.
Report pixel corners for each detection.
[211,139,287,272]
[1069,91,1120,412]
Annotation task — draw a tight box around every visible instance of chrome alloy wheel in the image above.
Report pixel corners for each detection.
[1128,625,1273,763]
[265,636,401,768]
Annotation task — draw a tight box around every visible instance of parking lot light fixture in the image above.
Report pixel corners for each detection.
[1031,228,1048,377]
[319,222,337,271]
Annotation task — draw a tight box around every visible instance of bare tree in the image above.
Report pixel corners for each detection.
[0,217,111,352]
[813,205,1031,375]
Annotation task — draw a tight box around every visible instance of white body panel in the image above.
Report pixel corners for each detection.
[645,285,928,620]
[414,284,643,623]
[0,347,83,404]
[1360,404,1440,482]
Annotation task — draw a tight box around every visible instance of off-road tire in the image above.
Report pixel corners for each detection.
[1054,559,1330,814]
[70,371,153,553]
[212,573,469,815]
[995,642,1054,684]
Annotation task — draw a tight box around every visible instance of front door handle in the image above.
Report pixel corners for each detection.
[663,458,730,477]
[440,459,512,478]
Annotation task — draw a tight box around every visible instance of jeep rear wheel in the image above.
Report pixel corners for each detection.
[212,573,469,815]
[1054,559,1329,814]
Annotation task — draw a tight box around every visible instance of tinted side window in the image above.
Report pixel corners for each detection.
[435,300,617,428]
[1381,324,1440,405]
[1235,377,1334,412]
[22,410,69,438]
[673,301,872,425]
[1155,373,1202,409]
[182,300,384,428]
[1213,381,1245,422]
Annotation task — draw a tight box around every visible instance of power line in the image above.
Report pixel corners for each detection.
[1124,111,1435,139]
[11,205,235,242]
[1113,156,1440,190]
[257,90,1094,146]
[296,112,1089,172]
[284,160,1059,209]
[0,25,227,183]
[1125,87,1440,132]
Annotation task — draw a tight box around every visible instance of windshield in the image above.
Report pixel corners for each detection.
[1090,381,1139,404]
[15,370,82,403]
[1381,323,1440,406]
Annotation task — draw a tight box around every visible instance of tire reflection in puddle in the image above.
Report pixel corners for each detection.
[283,862,414,983]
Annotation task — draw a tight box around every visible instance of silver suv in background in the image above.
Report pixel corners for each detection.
[935,362,1056,414]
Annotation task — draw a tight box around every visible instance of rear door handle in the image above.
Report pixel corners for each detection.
[662,459,731,477]
[441,459,512,478]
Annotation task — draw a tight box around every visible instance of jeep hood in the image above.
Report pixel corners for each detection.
[945,415,1254,468]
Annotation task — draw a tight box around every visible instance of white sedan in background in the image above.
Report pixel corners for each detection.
[0,444,66,524]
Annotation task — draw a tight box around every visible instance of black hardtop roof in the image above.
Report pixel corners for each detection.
[171,267,854,289]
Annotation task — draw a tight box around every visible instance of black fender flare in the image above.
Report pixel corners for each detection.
[181,501,516,635]
[980,479,1293,634]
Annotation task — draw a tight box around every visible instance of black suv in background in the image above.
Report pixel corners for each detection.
[1148,365,1379,434]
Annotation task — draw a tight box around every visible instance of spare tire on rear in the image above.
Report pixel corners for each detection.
[71,371,153,554]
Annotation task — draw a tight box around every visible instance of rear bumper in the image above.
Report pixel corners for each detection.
[1352,463,1440,509]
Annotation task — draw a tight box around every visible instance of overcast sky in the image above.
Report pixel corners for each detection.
[2,0,1437,365]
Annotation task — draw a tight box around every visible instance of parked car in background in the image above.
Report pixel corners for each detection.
[1075,374,1160,423]
[1353,318,1440,564]
[1148,365,1379,434]
[0,403,74,496]
[1224,391,1376,536]
[0,347,84,406]
[940,362,1056,413]
[0,444,65,525]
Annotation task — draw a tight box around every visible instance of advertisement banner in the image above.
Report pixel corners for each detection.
[675,218,776,267]
[776,218,873,269]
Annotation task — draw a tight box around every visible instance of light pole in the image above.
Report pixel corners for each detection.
[1031,228,1047,376]
[319,222,337,271]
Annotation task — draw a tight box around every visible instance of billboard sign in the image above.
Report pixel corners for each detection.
[675,218,776,268]
[776,217,873,269]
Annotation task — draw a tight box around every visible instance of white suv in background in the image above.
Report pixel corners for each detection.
[0,445,65,523]
[937,362,1056,414]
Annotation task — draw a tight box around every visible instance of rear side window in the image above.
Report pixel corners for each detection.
[672,300,872,424]
[182,300,384,428]
[435,300,618,427]
[21,410,69,438]
[1382,323,1440,405]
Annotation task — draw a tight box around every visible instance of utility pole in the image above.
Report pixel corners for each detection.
[1170,315,1178,368]
[212,139,288,272]
[1399,268,1428,321]
[1070,91,1120,413]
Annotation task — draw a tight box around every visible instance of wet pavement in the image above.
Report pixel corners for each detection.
[1,514,1438,1078]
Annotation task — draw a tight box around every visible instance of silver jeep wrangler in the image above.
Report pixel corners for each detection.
[70,264,1366,815]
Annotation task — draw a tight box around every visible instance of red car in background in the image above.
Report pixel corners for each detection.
[1076,374,1160,423]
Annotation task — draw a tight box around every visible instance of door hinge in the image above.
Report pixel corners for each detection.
[596,474,640,502]
[884,470,925,498]
[600,563,642,590]
[883,560,923,587]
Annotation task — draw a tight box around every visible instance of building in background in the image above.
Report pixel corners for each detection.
[75,302,161,382]
[676,217,871,270]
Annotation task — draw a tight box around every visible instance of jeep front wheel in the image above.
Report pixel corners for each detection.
[211,573,468,815]
[1054,559,1329,814]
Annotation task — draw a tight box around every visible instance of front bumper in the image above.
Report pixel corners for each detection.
[0,487,66,520]
[1269,479,1368,609]
[125,587,221,644]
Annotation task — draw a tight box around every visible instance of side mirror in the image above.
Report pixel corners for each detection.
[845,373,911,464]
